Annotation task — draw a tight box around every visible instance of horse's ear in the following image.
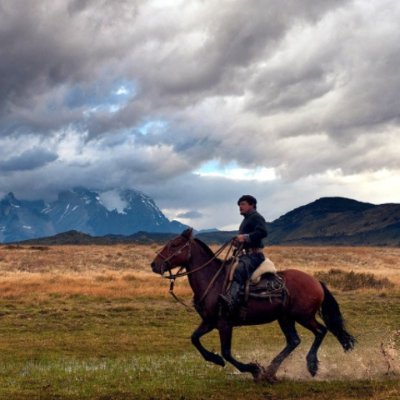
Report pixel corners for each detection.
[181,227,193,239]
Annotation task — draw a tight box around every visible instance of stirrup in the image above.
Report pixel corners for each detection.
[219,293,232,306]
[219,293,237,314]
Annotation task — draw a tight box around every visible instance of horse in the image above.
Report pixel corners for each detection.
[150,228,355,382]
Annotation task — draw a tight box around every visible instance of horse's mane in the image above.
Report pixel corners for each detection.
[193,238,218,259]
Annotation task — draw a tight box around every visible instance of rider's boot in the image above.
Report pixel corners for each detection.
[219,281,241,313]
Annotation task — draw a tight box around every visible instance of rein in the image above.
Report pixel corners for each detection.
[162,238,237,311]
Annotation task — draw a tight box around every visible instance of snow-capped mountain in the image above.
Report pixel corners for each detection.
[0,192,54,242]
[0,188,187,242]
[42,188,110,236]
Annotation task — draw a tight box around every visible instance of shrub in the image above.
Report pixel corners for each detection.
[314,268,394,291]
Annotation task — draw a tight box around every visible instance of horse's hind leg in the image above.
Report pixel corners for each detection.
[298,317,327,376]
[265,317,301,381]
[191,320,225,367]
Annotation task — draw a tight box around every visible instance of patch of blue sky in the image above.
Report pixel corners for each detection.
[195,160,278,182]
[138,119,169,136]
[196,159,221,174]
[65,79,136,115]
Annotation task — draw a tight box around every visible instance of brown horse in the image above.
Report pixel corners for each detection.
[150,228,355,382]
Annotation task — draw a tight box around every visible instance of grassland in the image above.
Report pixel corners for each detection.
[0,244,399,399]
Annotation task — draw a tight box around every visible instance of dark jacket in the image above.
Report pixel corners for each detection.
[239,209,268,249]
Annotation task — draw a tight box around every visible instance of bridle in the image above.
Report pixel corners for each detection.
[156,240,192,277]
[155,236,237,310]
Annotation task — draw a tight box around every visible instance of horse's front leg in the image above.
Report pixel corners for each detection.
[218,320,262,380]
[191,320,225,367]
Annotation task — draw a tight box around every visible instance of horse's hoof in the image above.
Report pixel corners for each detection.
[262,366,279,383]
[208,353,225,367]
[249,363,278,383]
[264,373,278,383]
[249,362,269,383]
[309,369,317,377]
[307,360,318,377]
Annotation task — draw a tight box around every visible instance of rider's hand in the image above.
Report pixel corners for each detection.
[235,234,247,243]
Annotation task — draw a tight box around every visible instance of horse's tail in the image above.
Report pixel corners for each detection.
[320,281,356,351]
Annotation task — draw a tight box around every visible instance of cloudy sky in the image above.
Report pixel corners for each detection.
[1,0,399,230]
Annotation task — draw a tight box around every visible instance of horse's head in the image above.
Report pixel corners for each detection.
[151,228,193,275]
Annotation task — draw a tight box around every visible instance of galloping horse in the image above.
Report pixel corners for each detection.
[150,228,355,382]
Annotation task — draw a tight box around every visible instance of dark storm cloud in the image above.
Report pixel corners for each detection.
[1,0,399,229]
[0,0,136,134]
[0,147,58,172]
[0,0,348,138]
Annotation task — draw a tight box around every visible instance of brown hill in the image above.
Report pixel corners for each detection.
[267,197,400,246]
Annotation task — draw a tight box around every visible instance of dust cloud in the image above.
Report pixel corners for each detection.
[245,329,400,381]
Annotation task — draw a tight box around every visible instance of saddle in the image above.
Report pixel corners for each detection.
[227,257,287,304]
[242,272,286,302]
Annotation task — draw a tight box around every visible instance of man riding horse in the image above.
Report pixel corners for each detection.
[151,206,355,380]
[219,195,268,312]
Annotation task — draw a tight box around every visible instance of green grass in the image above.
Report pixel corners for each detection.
[0,292,399,399]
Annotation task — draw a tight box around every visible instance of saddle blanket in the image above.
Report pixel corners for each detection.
[250,257,277,284]
[228,256,277,283]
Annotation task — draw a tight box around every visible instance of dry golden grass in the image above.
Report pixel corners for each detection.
[0,244,399,299]
[0,244,191,300]
[267,245,400,285]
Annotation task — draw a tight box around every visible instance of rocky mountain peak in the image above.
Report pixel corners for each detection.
[2,192,19,205]
[0,188,187,242]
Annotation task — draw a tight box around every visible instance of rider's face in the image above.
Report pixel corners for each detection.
[238,201,254,215]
